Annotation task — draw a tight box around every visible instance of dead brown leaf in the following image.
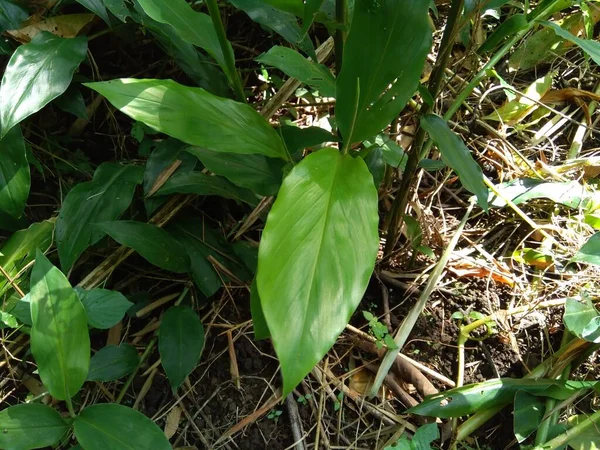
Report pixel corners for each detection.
[7,13,95,43]
[448,261,515,286]
[164,405,182,439]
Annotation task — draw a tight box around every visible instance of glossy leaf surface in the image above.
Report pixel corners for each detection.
[74,403,171,450]
[56,163,143,272]
[87,344,140,381]
[159,305,205,391]
[420,114,488,210]
[0,404,69,450]
[0,125,29,218]
[85,78,287,159]
[96,221,190,273]
[30,251,90,400]
[336,0,432,145]
[0,32,87,137]
[257,148,379,395]
[76,287,133,329]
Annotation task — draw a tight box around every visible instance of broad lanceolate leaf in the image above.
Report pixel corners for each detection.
[541,20,600,66]
[30,251,90,400]
[408,378,598,418]
[159,305,205,391]
[186,147,285,196]
[0,125,29,218]
[256,46,335,97]
[87,344,140,381]
[420,114,488,210]
[55,163,143,272]
[514,391,545,442]
[85,79,288,159]
[76,0,111,25]
[571,232,600,267]
[0,404,69,450]
[257,148,379,395]
[96,221,190,273]
[155,170,258,205]
[74,403,171,450]
[0,219,54,297]
[75,287,133,329]
[336,0,432,145]
[0,32,87,137]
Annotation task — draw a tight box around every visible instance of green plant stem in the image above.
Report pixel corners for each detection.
[66,397,76,418]
[383,0,464,256]
[116,337,157,404]
[205,0,247,103]
[334,0,347,76]
[533,408,600,450]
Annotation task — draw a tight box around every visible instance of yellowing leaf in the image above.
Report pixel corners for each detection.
[7,14,95,43]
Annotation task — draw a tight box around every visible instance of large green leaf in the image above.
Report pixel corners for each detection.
[0,32,87,137]
[96,221,190,273]
[159,305,205,391]
[571,232,600,267]
[256,46,335,97]
[87,344,140,381]
[186,147,285,196]
[565,414,600,450]
[74,403,171,450]
[85,78,287,159]
[336,0,432,145]
[30,251,90,400]
[514,391,545,442]
[0,125,29,218]
[228,0,314,57]
[408,378,598,418]
[155,170,258,205]
[0,404,69,450]
[420,114,488,210]
[75,287,133,329]
[0,220,53,298]
[55,163,143,272]
[257,148,379,395]
[0,0,28,32]
[541,20,600,66]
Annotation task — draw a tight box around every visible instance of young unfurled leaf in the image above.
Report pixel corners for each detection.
[159,305,205,391]
[420,114,488,210]
[85,79,287,159]
[257,148,379,395]
[76,287,133,329]
[336,0,432,146]
[0,125,29,218]
[87,344,140,381]
[256,46,335,97]
[0,32,87,137]
[0,404,69,450]
[96,221,191,273]
[30,251,90,401]
[56,163,143,272]
[74,403,171,450]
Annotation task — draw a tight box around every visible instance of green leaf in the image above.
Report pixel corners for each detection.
[478,14,528,54]
[96,221,191,273]
[229,0,315,57]
[0,404,69,450]
[302,0,325,34]
[572,233,600,267]
[0,0,28,32]
[364,134,408,169]
[143,139,190,196]
[407,378,597,419]
[76,287,134,329]
[85,78,287,159]
[256,46,335,97]
[155,170,258,206]
[257,148,379,395]
[0,220,53,298]
[136,0,239,81]
[280,125,336,155]
[563,297,600,343]
[74,403,171,450]
[250,278,270,340]
[0,32,87,137]
[420,114,488,210]
[87,344,140,381]
[0,125,29,218]
[489,178,592,209]
[159,305,205,391]
[54,86,88,119]
[77,0,111,25]
[541,20,600,66]
[514,390,545,442]
[186,147,285,196]
[360,147,385,187]
[56,163,143,272]
[30,250,90,400]
[412,422,440,449]
[565,414,600,450]
[336,0,432,145]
